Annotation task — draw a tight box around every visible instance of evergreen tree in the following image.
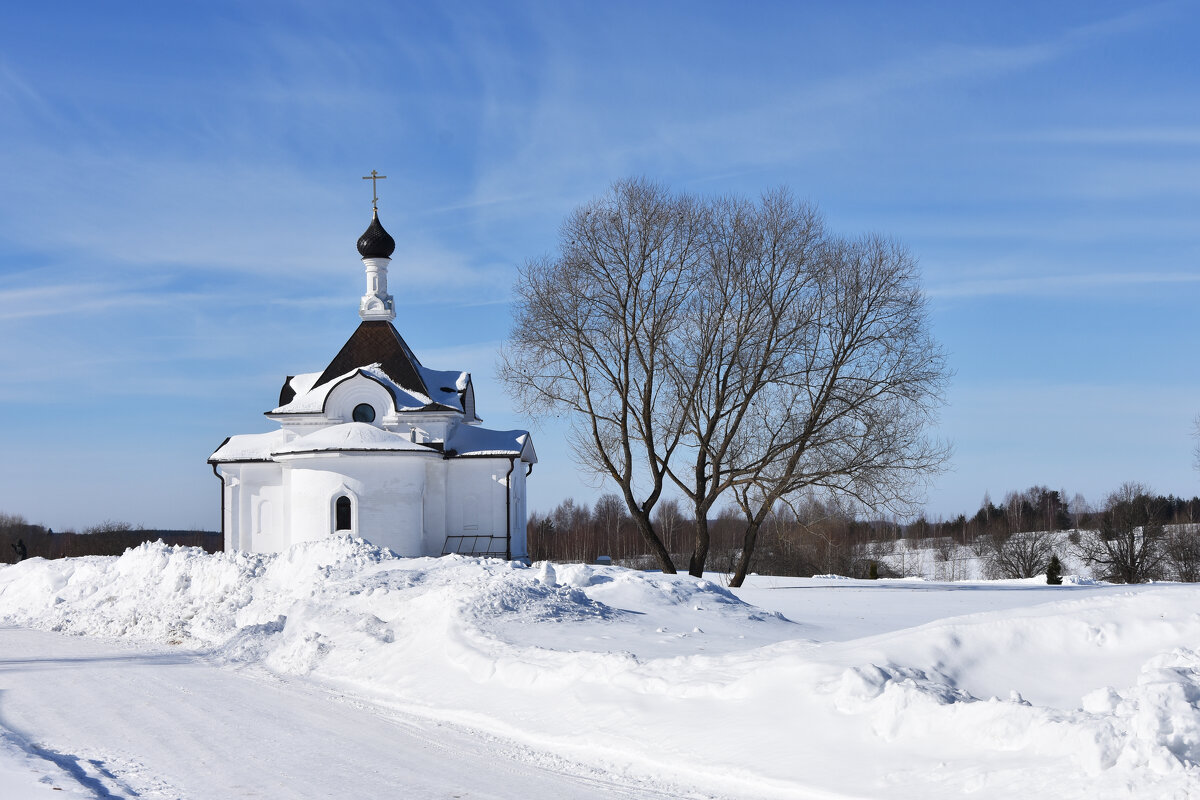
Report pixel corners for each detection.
[1046,553,1063,585]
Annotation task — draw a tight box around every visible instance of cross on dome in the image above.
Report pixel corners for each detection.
[357,170,396,321]
[362,170,387,209]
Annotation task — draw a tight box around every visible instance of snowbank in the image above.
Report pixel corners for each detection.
[2,537,1198,799]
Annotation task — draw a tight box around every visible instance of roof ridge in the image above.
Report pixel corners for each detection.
[313,320,430,397]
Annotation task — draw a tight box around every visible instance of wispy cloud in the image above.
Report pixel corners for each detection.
[453,2,1179,224]
[0,59,54,121]
[0,281,216,321]
[894,214,1200,244]
[1013,127,1200,146]
[928,271,1200,299]
[267,296,347,309]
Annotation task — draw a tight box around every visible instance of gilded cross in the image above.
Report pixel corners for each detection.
[362,170,387,208]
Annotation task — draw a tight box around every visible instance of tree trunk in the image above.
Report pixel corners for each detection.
[633,512,676,574]
[728,521,761,587]
[688,512,710,577]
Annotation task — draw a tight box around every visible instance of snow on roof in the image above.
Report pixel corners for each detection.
[209,429,292,463]
[271,422,438,456]
[270,364,452,415]
[446,427,536,461]
[286,371,321,398]
[416,365,470,410]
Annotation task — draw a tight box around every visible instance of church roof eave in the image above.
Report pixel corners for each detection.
[267,365,460,417]
[443,428,537,462]
[270,421,442,457]
[264,403,461,419]
[209,429,293,463]
[272,448,441,459]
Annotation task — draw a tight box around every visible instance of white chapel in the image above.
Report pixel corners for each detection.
[208,192,536,559]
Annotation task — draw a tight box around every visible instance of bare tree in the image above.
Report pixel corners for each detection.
[1076,482,1166,583]
[1164,524,1200,582]
[985,530,1055,579]
[1193,414,1200,474]
[81,519,136,535]
[1004,491,1026,534]
[724,234,950,585]
[652,498,686,561]
[501,179,707,572]
[665,190,826,576]
[551,499,592,542]
[1070,492,1089,530]
[931,534,966,581]
[502,180,947,578]
[593,492,626,558]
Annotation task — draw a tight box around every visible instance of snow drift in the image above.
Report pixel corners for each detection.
[2,537,1198,799]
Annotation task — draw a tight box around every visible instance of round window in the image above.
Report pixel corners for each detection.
[352,403,376,423]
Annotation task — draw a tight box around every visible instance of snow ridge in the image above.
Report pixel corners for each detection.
[2,538,1199,799]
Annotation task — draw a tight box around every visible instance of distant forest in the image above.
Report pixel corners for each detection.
[0,513,221,564]
[528,485,1200,578]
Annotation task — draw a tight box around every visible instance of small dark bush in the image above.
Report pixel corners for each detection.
[1046,554,1063,585]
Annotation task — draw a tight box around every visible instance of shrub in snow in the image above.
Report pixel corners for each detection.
[1046,554,1063,585]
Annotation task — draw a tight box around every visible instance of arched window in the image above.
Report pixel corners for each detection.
[335,496,352,531]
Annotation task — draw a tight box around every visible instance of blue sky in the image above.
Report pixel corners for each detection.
[1,1,1197,531]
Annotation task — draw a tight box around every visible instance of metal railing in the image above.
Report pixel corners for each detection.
[441,535,508,558]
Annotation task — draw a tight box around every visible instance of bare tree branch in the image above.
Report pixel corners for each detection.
[500,179,706,572]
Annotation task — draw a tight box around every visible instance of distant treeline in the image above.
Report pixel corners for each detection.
[1,513,221,564]
[529,485,1200,579]
[903,485,1200,541]
[527,494,885,574]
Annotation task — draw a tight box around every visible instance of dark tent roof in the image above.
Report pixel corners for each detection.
[313,320,430,398]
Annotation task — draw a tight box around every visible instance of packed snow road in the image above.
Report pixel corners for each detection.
[0,626,704,800]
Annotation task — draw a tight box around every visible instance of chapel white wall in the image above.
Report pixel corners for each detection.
[444,457,527,558]
[509,464,528,559]
[217,444,531,560]
[282,454,431,556]
[218,462,285,554]
[422,460,448,556]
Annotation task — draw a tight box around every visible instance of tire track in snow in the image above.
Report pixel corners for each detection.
[0,627,727,799]
[0,698,139,799]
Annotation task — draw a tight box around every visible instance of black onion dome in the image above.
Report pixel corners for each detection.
[357,210,396,258]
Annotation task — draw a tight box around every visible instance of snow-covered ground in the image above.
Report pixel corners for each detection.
[1,537,1198,798]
